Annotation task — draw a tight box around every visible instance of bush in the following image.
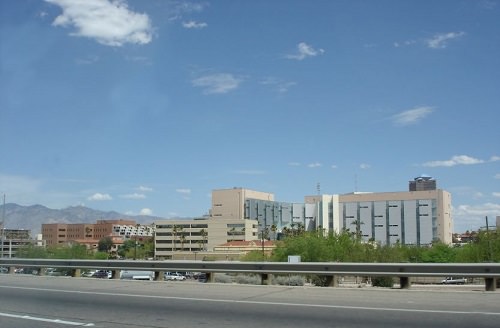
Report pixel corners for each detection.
[234,274,261,285]
[214,273,233,283]
[371,276,394,288]
[273,275,305,286]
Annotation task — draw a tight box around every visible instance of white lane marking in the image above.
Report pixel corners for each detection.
[0,312,94,326]
[1,285,499,316]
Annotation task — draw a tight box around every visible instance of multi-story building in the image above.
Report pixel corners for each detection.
[220,185,453,246]
[0,229,32,258]
[154,218,258,260]
[42,219,153,247]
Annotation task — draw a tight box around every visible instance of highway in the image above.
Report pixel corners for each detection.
[0,275,499,327]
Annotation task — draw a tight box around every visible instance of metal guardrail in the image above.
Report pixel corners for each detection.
[1,258,499,291]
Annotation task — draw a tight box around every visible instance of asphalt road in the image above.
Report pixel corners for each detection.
[0,275,499,328]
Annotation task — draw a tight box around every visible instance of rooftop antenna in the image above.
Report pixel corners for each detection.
[354,174,358,192]
[317,182,321,195]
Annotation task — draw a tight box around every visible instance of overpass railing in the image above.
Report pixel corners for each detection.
[1,258,499,291]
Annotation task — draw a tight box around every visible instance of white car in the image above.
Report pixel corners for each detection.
[164,272,186,281]
[120,270,154,280]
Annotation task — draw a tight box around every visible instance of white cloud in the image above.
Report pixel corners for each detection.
[182,20,207,29]
[453,203,500,231]
[495,174,500,179]
[286,42,325,60]
[192,73,242,94]
[423,155,486,167]
[176,188,191,194]
[331,165,338,169]
[138,185,153,192]
[492,192,500,198]
[359,163,371,169]
[87,193,112,201]
[46,0,153,46]
[308,163,322,168]
[490,156,500,162]
[139,208,153,215]
[426,32,465,49]
[391,106,433,126]
[120,193,146,199]
[260,77,297,93]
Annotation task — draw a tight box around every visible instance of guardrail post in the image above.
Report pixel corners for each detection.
[400,277,411,289]
[71,269,81,278]
[38,267,46,276]
[8,266,15,274]
[111,270,120,279]
[325,275,339,287]
[485,278,497,291]
[260,273,271,285]
[154,271,164,281]
[206,272,214,283]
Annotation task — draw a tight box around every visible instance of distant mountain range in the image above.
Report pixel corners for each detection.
[0,203,161,237]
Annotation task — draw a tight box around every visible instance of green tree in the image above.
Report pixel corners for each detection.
[98,237,113,253]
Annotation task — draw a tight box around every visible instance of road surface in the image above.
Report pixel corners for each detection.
[0,275,499,327]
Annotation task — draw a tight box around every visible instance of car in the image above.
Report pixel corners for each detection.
[120,270,154,280]
[164,272,186,281]
[441,277,467,285]
[0,267,8,274]
[92,270,111,279]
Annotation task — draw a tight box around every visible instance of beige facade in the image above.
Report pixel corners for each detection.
[211,188,274,220]
[154,218,259,259]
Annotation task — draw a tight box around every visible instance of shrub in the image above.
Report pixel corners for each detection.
[234,274,261,285]
[371,276,394,288]
[273,275,305,286]
[214,273,233,283]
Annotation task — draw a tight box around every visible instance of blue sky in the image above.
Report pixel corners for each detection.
[1,0,499,233]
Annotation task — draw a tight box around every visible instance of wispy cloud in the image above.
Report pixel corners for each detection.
[260,77,297,93]
[138,185,153,192]
[426,32,465,49]
[422,155,490,167]
[390,106,433,126]
[359,163,371,169]
[45,0,153,46]
[286,42,324,60]
[87,193,112,201]
[492,192,500,198]
[331,165,338,169]
[176,188,191,194]
[182,20,207,29]
[288,162,301,167]
[75,55,99,65]
[192,73,243,94]
[495,173,500,179]
[308,163,322,168]
[120,193,146,199]
[0,174,42,194]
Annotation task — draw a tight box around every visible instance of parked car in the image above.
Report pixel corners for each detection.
[92,270,111,279]
[197,273,208,283]
[0,267,8,274]
[441,277,467,285]
[164,272,186,281]
[120,270,154,280]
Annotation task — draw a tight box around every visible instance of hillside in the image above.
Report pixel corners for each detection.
[0,203,159,237]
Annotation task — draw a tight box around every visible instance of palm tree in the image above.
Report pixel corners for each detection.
[172,225,178,251]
